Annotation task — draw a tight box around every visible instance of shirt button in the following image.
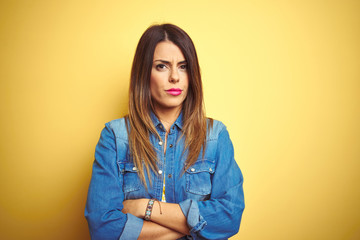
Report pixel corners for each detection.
[158,170,163,175]
[172,126,175,130]
[159,141,163,146]
[209,168,213,172]
[132,167,137,171]
[168,174,172,178]
[169,144,173,148]
[190,168,195,172]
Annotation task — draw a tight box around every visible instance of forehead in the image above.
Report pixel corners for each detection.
[153,41,185,60]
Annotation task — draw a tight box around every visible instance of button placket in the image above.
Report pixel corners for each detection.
[163,127,179,202]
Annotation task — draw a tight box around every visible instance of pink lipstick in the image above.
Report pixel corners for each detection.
[166,88,182,96]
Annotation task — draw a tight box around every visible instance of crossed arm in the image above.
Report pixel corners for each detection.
[122,199,190,240]
[87,124,244,239]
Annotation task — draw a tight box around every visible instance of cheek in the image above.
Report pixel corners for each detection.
[150,75,163,97]
[183,76,189,91]
[149,80,158,99]
[183,72,189,85]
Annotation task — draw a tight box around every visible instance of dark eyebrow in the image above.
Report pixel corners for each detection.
[154,60,187,65]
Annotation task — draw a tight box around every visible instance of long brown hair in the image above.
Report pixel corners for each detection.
[126,23,212,185]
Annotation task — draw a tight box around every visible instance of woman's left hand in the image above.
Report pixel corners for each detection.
[122,198,148,218]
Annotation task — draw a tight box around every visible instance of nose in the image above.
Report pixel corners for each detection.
[169,68,180,83]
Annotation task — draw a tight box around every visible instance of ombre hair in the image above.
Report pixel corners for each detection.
[126,23,212,186]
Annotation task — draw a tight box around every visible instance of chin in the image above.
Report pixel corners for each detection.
[157,103,183,111]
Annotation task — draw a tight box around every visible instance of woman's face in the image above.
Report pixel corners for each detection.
[150,41,189,114]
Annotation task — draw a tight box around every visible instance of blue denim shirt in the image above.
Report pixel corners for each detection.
[85,113,245,240]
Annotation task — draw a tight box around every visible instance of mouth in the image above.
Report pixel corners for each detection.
[166,88,182,96]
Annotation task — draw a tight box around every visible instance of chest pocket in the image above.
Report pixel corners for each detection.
[118,162,141,193]
[185,160,215,195]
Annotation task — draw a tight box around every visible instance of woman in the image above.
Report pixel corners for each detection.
[85,24,245,240]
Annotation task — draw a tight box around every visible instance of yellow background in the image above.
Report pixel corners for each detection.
[1,0,359,239]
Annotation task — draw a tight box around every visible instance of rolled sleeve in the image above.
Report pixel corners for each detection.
[180,126,245,240]
[119,213,144,240]
[179,199,207,238]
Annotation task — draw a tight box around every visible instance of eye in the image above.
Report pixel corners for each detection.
[156,64,167,70]
[179,64,187,70]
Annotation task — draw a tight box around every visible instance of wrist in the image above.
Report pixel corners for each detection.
[143,198,163,221]
[139,198,149,218]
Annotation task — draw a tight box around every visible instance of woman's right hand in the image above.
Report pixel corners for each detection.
[122,198,148,218]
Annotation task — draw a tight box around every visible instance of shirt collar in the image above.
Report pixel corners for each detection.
[150,110,162,128]
[150,110,183,130]
[173,111,183,130]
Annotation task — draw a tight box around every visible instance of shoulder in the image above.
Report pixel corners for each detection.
[104,117,129,142]
[204,118,234,162]
[206,118,228,141]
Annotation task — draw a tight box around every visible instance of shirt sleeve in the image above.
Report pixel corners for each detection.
[179,127,245,240]
[85,123,144,240]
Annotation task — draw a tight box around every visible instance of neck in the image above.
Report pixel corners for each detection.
[154,106,181,132]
